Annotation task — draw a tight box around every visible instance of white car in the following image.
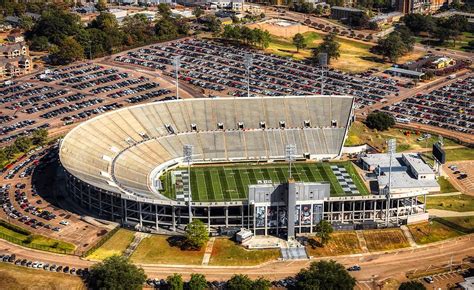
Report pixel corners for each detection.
[59,220,69,226]
[32,261,39,268]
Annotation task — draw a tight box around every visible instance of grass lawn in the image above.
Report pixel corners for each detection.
[425,194,474,212]
[408,220,462,244]
[266,31,424,73]
[363,229,409,251]
[436,216,474,233]
[305,231,363,257]
[209,238,280,266]
[160,161,369,202]
[345,121,458,152]
[87,229,135,260]
[130,235,205,265]
[437,177,457,193]
[0,224,76,254]
[0,262,85,290]
[445,148,474,162]
[418,32,474,52]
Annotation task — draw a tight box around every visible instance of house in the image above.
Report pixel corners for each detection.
[7,31,25,43]
[0,42,32,79]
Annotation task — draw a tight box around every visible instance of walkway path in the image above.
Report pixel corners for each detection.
[201,237,215,266]
[124,232,149,257]
[428,209,474,217]
[400,225,418,248]
[355,230,369,253]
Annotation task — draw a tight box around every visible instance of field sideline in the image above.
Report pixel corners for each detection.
[160,161,369,202]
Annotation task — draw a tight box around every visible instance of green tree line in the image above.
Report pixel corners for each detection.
[221,25,272,49]
[22,4,189,65]
[0,129,48,169]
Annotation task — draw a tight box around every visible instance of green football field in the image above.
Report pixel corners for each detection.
[160,161,369,202]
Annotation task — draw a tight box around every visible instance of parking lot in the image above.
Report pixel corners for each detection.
[0,62,188,144]
[444,161,474,194]
[382,75,473,137]
[416,271,466,289]
[1,144,112,254]
[112,38,403,107]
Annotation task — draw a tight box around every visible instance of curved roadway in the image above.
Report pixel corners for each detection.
[1,234,472,282]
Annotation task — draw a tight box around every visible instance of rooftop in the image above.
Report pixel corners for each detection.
[385,67,425,77]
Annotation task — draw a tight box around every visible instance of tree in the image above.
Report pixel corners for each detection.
[167,273,184,290]
[315,220,333,246]
[399,281,426,290]
[14,136,32,152]
[192,6,204,19]
[293,33,306,52]
[88,255,146,290]
[188,273,207,290]
[373,32,408,62]
[155,17,179,40]
[227,274,254,290]
[19,15,34,31]
[433,26,452,44]
[185,219,209,250]
[49,36,84,65]
[31,129,48,146]
[203,15,221,35]
[368,21,379,30]
[365,112,395,131]
[403,13,435,35]
[95,0,107,12]
[30,36,49,51]
[296,260,356,290]
[157,3,172,19]
[253,277,271,290]
[311,32,340,64]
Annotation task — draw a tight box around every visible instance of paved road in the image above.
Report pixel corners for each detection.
[1,234,472,281]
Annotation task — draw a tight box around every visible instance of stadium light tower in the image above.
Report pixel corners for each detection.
[172,55,181,100]
[285,144,297,179]
[183,144,193,221]
[385,138,396,226]
[244,53,253,98]
[317,53,328,95]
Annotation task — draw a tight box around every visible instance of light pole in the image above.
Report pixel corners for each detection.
[285,144,297,179]
[317,53,328,95]
[244,53,252,98]
[172,55,181,100]
[385,138,396,227]
[183,144,193,222]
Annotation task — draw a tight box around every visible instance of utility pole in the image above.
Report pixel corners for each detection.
[172,55,181,100]
[244,53,252,98]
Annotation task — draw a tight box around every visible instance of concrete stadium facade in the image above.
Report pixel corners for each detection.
[60,96,427,235]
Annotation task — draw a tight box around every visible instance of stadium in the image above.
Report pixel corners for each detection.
[60,95,427,237]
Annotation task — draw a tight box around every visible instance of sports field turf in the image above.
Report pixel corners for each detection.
[160,161,369,202]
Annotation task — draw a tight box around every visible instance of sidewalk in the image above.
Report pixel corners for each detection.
[428,209,474,217]
[400,225,418,248]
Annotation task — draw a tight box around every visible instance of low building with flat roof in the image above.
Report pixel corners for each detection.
[360,153,439,194]
[385,67,425,79]
[330,6,364,20]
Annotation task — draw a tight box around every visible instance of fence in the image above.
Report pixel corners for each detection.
[82,226,120,258]
[0,231,72,255]
[0,220,31,235]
